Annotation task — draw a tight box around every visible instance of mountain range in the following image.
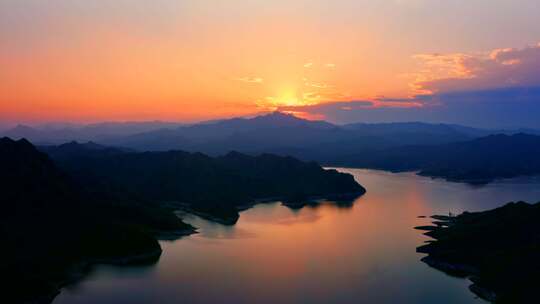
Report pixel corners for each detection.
[0,121,185,145]
[5,112,540,184]
[336,133,540,183]
[4,112,539,156]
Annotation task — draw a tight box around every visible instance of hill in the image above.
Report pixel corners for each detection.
[417,201,540,303]
[336,133,540,183]
[43,141,366,224]
[0,121,184,144]
[98,112,478,155]
[6,113,539,168]
[0,137,194,303]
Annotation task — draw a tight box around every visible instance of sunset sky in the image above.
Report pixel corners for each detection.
[1,0,540,128]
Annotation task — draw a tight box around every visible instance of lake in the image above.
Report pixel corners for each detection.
[54,168,540,304]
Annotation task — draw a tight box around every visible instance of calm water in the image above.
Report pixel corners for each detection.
[55,169,540,304]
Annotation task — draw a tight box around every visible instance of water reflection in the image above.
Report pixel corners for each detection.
[54,169,540,304]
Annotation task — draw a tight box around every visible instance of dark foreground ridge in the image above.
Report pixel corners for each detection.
[0,137,196,303]
[2,137,365,303]
[42,142,366,224]
[416,201,540,303]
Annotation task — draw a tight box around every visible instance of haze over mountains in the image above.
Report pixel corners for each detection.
[339,133,540,184]
[0,121,185,145]
[5,111,540,184]
[3,112,539,155]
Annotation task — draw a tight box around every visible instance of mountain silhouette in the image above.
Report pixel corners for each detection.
[43,140,366,224]
[0,137,193,304]
[95,112,489,156]
[339,133,540,183]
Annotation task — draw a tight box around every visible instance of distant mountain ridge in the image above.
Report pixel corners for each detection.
[92,113,540,166]
[6,112,540,184]
[338,133,540,183]
[4,112,538,152]
[39,141,131,162]
[1,121,185,144]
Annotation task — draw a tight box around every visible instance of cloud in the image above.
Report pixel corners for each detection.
[282,42,540,128]
[303,62,336,69]
[374,96,421,103]
[277,100,373,115]
[413,42,540,95]
[304,80,333,89]
[276,87,540,128]
[266,43,540,128]
[302,92,321,102]
[235,77,263,83]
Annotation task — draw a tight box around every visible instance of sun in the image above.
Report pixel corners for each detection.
[269,90,299,106]
[273,90,317,107]
[279,96,302,107]
[258,87,321,112]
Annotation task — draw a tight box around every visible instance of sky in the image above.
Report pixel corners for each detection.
[1,0,540,128]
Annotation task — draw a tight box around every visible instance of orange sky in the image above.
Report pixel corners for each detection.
[1,0,540,123]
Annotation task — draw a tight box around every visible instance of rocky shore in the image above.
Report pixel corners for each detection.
[164,190,366,225]
[25,224,197,304]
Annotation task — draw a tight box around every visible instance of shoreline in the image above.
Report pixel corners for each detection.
[417,255,497,302]
[415,214,498,302]
[167,190,367,225]
[48,191,364,303]
[42,226,197,304]
[34,251,162,304]
[329,165,540,185]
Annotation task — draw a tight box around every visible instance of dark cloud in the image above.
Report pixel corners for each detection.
[374,97,418,103]
[279,87,540,129]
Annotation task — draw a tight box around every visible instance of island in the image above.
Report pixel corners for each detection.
[416,201,540,303]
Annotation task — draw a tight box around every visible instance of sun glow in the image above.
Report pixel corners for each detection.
[277,94,303,107]
[264,89,321,109]
[2,0,537,124]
